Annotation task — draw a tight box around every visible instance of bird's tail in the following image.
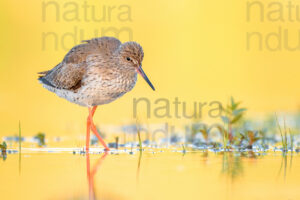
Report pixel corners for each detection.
[37,70,49,78]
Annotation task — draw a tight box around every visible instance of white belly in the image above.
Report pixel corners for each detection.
[41,73,137,107]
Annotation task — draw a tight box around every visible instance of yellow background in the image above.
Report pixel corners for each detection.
[0,0,299,136]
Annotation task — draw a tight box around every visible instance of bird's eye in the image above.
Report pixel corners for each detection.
[126,57,131,61]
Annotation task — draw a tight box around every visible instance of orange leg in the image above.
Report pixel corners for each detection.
[86,153,93,199]
[86,151,108,200]
[91,106,97,117]
[86,114,91,152]
[88,107,110,151]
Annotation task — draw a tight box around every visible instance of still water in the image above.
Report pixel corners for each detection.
[0,150,299,200]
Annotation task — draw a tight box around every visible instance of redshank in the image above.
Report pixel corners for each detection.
[38,37,155,152]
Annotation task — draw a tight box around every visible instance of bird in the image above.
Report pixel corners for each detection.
[38,36,155,152]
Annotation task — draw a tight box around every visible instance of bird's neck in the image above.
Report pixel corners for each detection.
[117,65,137,78]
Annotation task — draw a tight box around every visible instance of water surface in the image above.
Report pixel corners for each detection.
[0,150,299,200]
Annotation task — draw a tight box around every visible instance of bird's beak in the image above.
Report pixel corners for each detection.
[136,66,155,91]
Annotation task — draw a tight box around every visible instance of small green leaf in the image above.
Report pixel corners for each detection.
[230,97,241,110]
[3,142,7,148]
[239,133,245,139]
[231,114,243,124]
[252,137,260,143]
[230,97,235,108]
[221,116,230,124]
[233,108,247,116]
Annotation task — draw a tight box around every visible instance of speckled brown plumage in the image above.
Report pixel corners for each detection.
[38,36,155,151]
[38,36,153,107]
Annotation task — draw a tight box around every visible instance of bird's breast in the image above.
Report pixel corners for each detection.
[78,67,137,106]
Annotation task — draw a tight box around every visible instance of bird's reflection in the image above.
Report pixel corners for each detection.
[86,152,108,200]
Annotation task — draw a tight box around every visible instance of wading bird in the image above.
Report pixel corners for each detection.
[38,37,155,152]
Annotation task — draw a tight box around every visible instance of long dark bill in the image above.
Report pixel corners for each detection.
[136,66,155,91]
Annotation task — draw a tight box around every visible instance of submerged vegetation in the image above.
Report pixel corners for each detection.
[275,115,294,152]
[0,141,7,154]
[0,104,298,200]
[221,97,247,144]
[0,141,7,161]
[238,130,261,149]
[1,97,299,154]
[34,132,46,147]
[181,97,299,152]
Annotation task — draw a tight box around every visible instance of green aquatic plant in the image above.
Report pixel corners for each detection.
[275,116,292,152]
[18,121,22,151]
[258,129,268,149]
[0,141,7,161]
[115,136,119,150]
[239,131,261,149]
[136,119,142,151]
[34,132,46,147]
[136,144,143,183]
[199,125,210,145]
[221,97,247,143]
[223,128,230,149]
[217,125,230,149]
[0,141,7,154]
[182,144,186,154]
[19,121,22,175]
[236,132,246,146]
[188,122,215,145]
[288,128,295,152]
[186,118,213,143]
[137,130,142,151]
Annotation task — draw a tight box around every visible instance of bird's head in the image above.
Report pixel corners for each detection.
[118,42,155,91]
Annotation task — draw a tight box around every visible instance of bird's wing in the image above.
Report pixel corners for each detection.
[38,37,121,90]
[81,37,121,57]
[38,62,86,90]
